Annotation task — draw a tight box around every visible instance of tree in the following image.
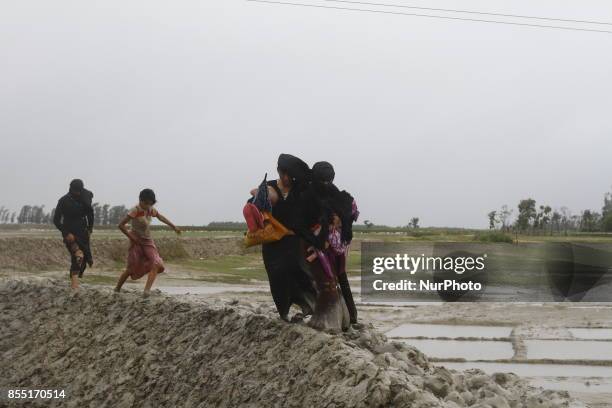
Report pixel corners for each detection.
[580,210,601,232]
[31,205,45,224]
[0,207,8,224]
[93,203,102,225]
[602,214,612,232]
[498,205,513,231]
[487,211,497,230]
[599,187,612,231]
[17,205,32,224]
[363,220,374,229]
[516,199,536,232]
[603,187,612,219]
[535,205,552,231]
[108,205,128,225]
[559,207,572,235]
[101,204,110,226]
[551,211,561,235]
[409,217,420,229]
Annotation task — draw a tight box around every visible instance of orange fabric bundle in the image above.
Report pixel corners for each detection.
[244,211,293,247]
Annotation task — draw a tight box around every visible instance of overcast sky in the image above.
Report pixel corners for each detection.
[1,0,611,228]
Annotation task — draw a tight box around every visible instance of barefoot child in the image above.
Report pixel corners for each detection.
[115,189,181,297]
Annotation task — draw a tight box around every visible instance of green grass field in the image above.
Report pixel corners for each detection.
[1,225,610,286]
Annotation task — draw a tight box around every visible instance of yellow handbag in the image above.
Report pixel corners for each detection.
[244,211,294,247]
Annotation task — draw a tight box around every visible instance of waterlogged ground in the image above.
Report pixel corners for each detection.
[2,230,612,407]
[13,269,608,406]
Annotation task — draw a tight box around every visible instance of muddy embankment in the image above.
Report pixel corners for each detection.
[0,236,257,271]
[0,279,581,408]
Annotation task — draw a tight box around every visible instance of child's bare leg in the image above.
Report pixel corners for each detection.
[115,269,130,292]
[143,265,161,296]
[70,273,79,290]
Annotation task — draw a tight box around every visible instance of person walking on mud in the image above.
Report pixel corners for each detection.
[114,189,181,297]
[302,161,359,329]
[53,179,95,290]
[252,154,318,322]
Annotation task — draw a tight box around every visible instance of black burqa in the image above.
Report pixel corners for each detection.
[53,182,94,277]
[261,154,317,320]
[304,161,359,323]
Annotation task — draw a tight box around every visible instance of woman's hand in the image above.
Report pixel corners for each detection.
[64,233,76,243]
[174,226,182,235]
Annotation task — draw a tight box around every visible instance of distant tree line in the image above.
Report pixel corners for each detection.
[488,187,612,234]
[361,218,422,230]
[91,203,129,226]
[0,203,128,226]
[0,207,17,224]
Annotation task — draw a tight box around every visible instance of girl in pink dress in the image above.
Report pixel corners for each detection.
[114,189,181,297]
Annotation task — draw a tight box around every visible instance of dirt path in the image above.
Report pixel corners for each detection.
[0,278,583,408]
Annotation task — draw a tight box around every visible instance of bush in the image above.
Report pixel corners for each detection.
[603,214,612,232]
[473,231,514,243]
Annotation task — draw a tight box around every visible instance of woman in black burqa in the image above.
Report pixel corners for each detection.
[256,154,318,322]
[53,179,94,290]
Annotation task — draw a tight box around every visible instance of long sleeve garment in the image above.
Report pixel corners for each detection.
[53,191,94,236]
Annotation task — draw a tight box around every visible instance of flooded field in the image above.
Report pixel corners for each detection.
[398,338,515,360]
[385,321,612,405]
[386,323,512,339]
[525,340,612,361]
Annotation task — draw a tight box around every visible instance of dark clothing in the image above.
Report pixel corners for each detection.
[266,180,322,249]
[53,191,94,274]
[312,161,335,183]
[299,182,356,246]
[262,180,316,319]
[53,191,94,236]
[298,181,358,326]
[330,252,358,324]
[277,154,311,183]
[262,236,315,319]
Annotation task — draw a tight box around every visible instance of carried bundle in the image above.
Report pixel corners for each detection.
[243,173,293,247]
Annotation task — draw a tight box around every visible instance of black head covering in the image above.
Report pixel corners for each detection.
[69,179,84,193]
[312,161,335,183]
[277,154,311,183]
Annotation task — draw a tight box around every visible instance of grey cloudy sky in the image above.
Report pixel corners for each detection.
[1,0,611,228]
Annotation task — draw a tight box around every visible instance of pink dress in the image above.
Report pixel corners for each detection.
[126,205,165,280]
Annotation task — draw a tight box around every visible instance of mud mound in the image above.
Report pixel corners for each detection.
[0,279,580,408]
[0,237,254,272]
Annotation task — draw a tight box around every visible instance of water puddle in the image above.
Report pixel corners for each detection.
[441,362,612,394]
[387,324,512,339]
[399,339,514,360]
[159,285,267,295]
[570,328,612,340]
[441,361,612,377]
[531,378,612,394]
[525,340,612,361]
[359,302,444,307]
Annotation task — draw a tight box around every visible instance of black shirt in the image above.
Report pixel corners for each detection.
[53,190,94,237]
